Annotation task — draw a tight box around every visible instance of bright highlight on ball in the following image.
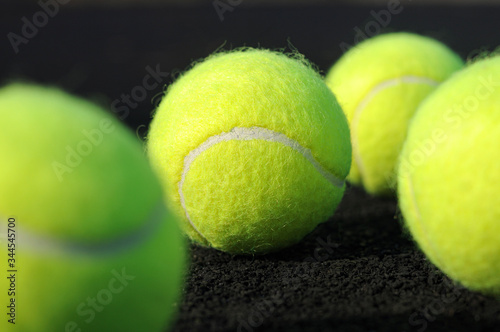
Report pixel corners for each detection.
[326,32,464,195]
[398,56,500,295]
[147,49,351,255]
[0,84,186,332]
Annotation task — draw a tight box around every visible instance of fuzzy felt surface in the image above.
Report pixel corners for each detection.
[398,57,500,295]
[148,49,351,254]
[326,32,464,195]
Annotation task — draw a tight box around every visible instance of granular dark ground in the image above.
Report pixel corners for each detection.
[173,187,500,332]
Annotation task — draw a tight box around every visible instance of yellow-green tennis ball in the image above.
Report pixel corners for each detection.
[398,56,500,295]
[325,32,464,195]
[147,49,351,255]
[0,84,186,332]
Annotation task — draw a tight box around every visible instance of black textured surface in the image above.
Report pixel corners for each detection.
[173,187,500,332]
[2,4,500,332]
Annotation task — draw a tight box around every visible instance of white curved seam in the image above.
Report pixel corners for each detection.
[179,126,345,241]
[0,201,166,255]
[352,76,439,186]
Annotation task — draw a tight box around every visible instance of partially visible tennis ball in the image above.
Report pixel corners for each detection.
[0,84,186,332]
[398,56,500,295]
[326,32,464,195]
[147,49,351,255]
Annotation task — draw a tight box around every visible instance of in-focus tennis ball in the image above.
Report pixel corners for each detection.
[0,84,186,332]
[398,56,500,295]
[326,32,464,195]
[147,49,351,255]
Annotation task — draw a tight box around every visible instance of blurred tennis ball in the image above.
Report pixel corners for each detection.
[326,32,463,195]
[398,56,500,295]
[0,83,186,332]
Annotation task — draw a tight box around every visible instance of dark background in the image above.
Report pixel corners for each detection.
[2,1,500,331]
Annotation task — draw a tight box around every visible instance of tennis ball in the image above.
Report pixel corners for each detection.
[0,84,186,332]
[398,56,500,295]
[325,32,464,195]
[147,49,351,255]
